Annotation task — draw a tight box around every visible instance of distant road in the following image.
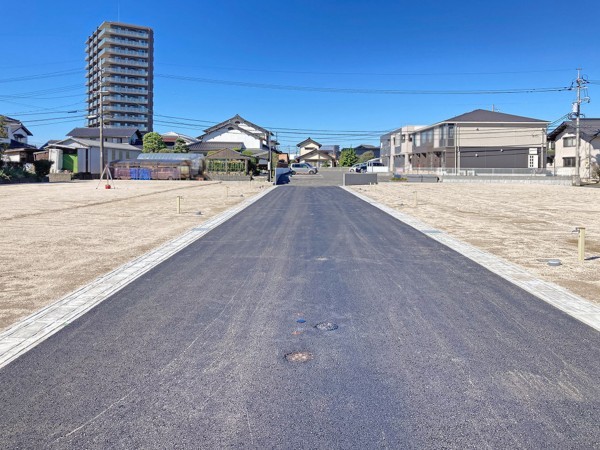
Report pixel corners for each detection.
[1,186,598,448]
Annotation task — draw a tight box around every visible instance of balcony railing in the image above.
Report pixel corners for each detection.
[105,105,149,113]
[104,67,148,76]
[104,95,148,104]
[103,58,149,68]
[105,86,148,95]
[104,76,148,86]
[99,48,148,58]
[100,27,149,39]
[98,37,149,49]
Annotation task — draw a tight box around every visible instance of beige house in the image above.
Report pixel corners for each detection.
[547,119,600,178]
[387,109,549,172]
[296,138,336,167]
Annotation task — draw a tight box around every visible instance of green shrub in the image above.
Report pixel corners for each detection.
[33,160,54,179]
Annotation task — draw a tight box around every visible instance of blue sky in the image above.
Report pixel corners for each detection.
[2,0,599,151]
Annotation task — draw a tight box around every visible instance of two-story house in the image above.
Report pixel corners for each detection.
[296,138,337,167]
[190,115,277,156]
[546,119,600,178]
[380,125,424,173]
[1,115,37,163]
[406,109,549,172]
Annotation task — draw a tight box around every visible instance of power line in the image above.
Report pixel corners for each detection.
[156,73,571,96]
[0,69,81,84]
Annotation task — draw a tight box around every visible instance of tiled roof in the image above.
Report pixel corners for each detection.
[202,114,270,135]
[188,141,246,152]
[547,119,600,141]
[66,127,142,138]
[297,137,321,148]
[444,109,548,124]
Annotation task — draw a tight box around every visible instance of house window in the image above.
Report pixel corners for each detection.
[563,137,576,147]
[563,157,576,167]
[401,134,406,143]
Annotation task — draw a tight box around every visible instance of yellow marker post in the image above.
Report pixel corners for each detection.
[177,196,182,214]
[577,227,586,262]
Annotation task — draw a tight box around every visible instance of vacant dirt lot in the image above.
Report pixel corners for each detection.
[0,180,270,332]
[354,183,600,304]
[2,181,598,334]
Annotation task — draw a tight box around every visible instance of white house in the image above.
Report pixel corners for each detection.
[189,114,276,155]
[547,119,600,178]
[1,115,33,147]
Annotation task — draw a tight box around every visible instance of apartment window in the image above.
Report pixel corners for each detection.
[563,157,576,167]
[401,134,406,143]
[419,129,433,145]
[563,137,576,147]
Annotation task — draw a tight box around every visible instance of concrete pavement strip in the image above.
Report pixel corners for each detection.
[0,186,276,370]
[344,187,600,333]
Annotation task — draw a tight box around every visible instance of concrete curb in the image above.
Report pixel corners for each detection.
[343,187,600,333]
[0,185,277,370]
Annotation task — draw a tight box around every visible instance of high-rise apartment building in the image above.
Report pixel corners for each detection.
[86,22,154,133]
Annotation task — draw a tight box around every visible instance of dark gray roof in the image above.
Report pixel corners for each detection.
[188,141,246,152]
[67,127,142,139]
[8,139,37,149]
[205,148,250,160]
[300,149,335,161]
[1,115,33,136]
[297,137,321,148]
[202,114,271,136]
[444,109,548,124]
[547,119,600,141]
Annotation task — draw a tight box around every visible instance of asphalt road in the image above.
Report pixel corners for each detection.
[1,186,599,448]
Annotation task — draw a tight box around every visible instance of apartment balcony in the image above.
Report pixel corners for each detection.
[100,27,149,40]
[99,47,148,58]
[105,105,149,113]
[110,115,148,122]
[103,67,148,76]
[105,86,148,95]
[104,57,149,68]
[104,95,148,104]
[98,37,149,50]
[104,76,148,87]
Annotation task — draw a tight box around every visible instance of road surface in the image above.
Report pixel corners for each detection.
[1,186,598,448]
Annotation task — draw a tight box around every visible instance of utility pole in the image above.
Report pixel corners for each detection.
[267,132,272,183]
[99,88,105,181]
[571,68,590,183]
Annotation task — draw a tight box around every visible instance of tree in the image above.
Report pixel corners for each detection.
[172,137,189,153]
[357,150,375,163]
[241,150,258,174]
[339,148,358,166]
[0,115,8,168]
[142,132,166,153]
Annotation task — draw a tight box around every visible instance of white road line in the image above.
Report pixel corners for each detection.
[0,186,276,370]
[343,186,600,333]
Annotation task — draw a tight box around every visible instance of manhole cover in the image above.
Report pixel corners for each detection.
[285,351,313,363]
[315,321,338,331]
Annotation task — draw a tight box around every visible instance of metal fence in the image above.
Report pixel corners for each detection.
[397,167,575,177]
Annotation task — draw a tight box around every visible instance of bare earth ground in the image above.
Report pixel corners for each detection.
[354,183,600,305]
[1,181,598,334]
[0,180,271,332]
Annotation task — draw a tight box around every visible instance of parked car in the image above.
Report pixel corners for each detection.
[349,163,367,173]
[290,163,318,175]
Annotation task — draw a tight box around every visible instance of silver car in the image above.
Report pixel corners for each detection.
[290,163,318,175]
